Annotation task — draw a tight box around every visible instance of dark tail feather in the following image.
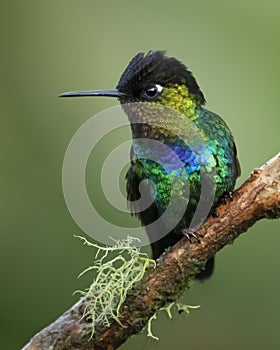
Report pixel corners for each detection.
[195,257,215,280]
[150,232,182,260]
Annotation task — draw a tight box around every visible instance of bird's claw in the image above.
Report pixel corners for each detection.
[181,229,202,243]
[221,191,233,204]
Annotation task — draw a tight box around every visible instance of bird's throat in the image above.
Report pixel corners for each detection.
[158,84,200,121]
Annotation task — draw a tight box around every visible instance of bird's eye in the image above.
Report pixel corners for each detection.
[141,84,163,100]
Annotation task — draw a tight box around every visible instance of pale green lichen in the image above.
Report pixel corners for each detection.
[147,301,201,340]
[75,235,155,337]
[175,302,201,315]
[147,313,159,340]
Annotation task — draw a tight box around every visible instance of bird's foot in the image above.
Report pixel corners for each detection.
[212,208,219,218]
[221,191,233,204]
[181,229,202,243]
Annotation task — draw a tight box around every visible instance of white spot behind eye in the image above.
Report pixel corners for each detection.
[155,84,163,93]
[142,84,164,100]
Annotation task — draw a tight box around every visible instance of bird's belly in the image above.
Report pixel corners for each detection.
[141,160,234,233]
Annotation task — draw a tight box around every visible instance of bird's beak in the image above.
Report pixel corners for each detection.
[58,89,126,98]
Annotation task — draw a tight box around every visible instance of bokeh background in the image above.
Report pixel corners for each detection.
[1,1,279,349]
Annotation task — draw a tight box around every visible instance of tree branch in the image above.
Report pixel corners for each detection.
[22,153,280,350]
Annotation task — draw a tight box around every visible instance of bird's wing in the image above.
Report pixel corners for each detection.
[233,143,241,178]
[125,154,159,224]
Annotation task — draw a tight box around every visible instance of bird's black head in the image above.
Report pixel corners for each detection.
[116,51,205,105]
[59,50,205,107]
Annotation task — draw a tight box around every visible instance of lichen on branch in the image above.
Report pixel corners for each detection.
[22,153,280,350]
[76,236,155,337]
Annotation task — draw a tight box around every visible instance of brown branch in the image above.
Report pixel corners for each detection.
[22,153,280,350]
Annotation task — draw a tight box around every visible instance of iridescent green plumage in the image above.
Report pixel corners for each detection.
[117,51,240,278]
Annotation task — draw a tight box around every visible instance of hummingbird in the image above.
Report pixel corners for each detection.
[60,51,240,279]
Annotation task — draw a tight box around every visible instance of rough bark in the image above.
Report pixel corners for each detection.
[22,153,280,350]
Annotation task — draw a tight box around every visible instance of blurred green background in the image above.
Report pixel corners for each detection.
[1,1,279,349]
